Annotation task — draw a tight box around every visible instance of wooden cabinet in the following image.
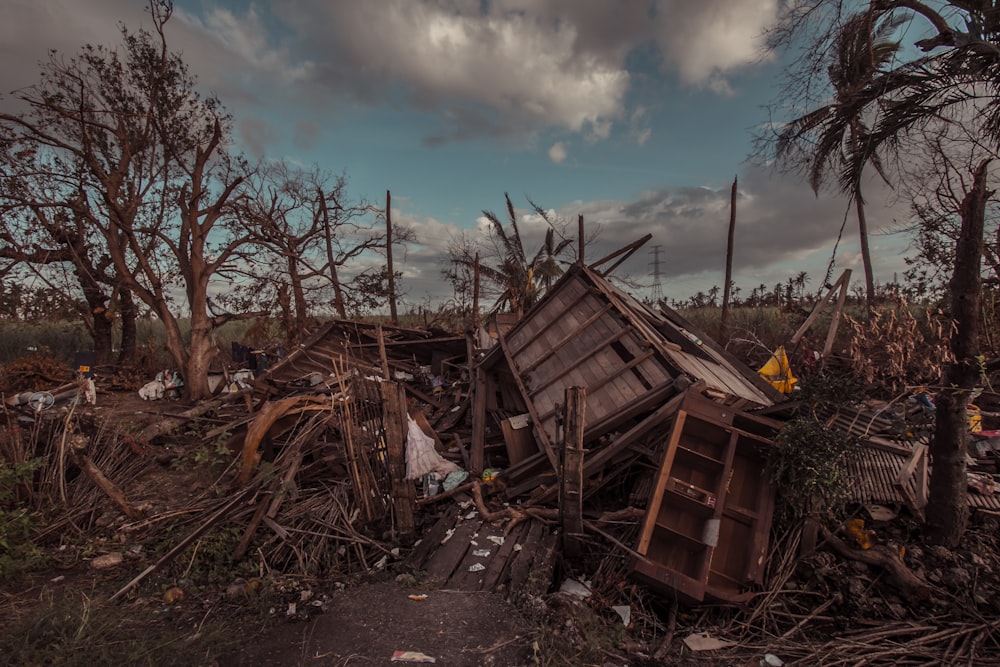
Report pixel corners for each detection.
[632,392,781,603]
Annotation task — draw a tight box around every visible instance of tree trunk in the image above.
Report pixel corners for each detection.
[117,287,137,367]
[850,123,876,318]
[91,302,114,368]
[926,159,991,546]
[855,193,876,317]
[319,190,348,319]
[185,312,217,400]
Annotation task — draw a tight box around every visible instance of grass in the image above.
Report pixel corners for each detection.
[0,586,242,666]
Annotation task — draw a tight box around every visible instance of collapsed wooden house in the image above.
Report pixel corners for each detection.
[467,262,787,602]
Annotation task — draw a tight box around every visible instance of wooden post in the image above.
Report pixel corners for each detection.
[577,214,585,265]
[561,387,586,557]
[383,381,416,542]
[720,175,737,342]
[385,190,398,326]
[377,324,391,380]
[473,252,480,327]
[471,364,487,474]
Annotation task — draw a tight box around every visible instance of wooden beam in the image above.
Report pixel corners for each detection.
[471,365,488,474]
[588,233,652,274]
[383,381,416,542]
[530,385,697,505]
[561,387,586,557]
[789,269,852,347]
[823,269,851,357]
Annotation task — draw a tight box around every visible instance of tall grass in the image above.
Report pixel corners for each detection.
[0,317,277,368]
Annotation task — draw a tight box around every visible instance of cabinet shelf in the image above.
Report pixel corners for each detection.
[676,445,724,467]
[652,521,706,550]
[663,479,718,513]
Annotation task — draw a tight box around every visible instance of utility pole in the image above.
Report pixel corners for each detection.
[720,175,737,340]
[385,190,398,326]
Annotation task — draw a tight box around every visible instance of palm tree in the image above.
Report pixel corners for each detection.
[778,10,903,315]
[476,194,573,318]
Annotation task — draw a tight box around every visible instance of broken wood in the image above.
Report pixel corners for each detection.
[67,433,141,519]
[110,491,249,602]
[818,523,933,602]
[384,381,416,542]
[789,268,852,355]
[138,393,242,443]
[497,327,559,471]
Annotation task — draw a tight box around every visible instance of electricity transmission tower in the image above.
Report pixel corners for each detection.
[649,245,664,302]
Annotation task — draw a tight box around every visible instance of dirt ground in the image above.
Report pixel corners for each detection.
[223,581,533,667]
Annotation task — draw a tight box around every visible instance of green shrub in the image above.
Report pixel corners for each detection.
[0,458,48,582]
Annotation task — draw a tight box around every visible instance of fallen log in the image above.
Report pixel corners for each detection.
[138,392,248,443]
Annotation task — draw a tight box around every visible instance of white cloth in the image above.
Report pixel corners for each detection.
[138,380,165,401]
[405,415,459,480]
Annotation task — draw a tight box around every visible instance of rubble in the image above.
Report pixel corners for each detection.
[9,253,1000,664]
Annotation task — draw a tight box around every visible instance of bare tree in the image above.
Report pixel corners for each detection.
[0,1,259,398]
[233,162,383,343]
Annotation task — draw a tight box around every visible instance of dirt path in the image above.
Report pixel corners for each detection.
[223,581,534,666]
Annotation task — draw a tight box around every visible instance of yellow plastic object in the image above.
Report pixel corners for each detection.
[969,404,983,433]
[844,518,874,550]
[758,346,798,394]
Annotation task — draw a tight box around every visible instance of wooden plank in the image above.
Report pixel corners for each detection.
[471,366,488,474]
[403,505,460,569]
[505,519,545,596]
[525,328,629,395]
[637,408,688,556]
[509,281,591,357]
[535,296,639,416]
[424,518,483,582]
[507,277,587,356]
[790,268,852,346]
[561,387,586,557]
[520,304,615,375]
[534,350,656,417]
[500,417,538,466]
[383,382,416,541]
[479,521,528,592]
[448,519,509,590]
[530,386,695,506]
[524,527,559,598]
[581,379,677,444]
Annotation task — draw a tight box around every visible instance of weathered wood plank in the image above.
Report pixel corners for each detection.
[403,505,460,570]
[424,517,483,582]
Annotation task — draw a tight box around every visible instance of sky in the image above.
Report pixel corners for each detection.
[0,0,916,309]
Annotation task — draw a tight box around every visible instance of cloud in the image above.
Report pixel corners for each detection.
[652,0,778,89]
[170,0,774,144]
[2,1,779,143]
[239,117,277,157]
[548,142,568,164]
